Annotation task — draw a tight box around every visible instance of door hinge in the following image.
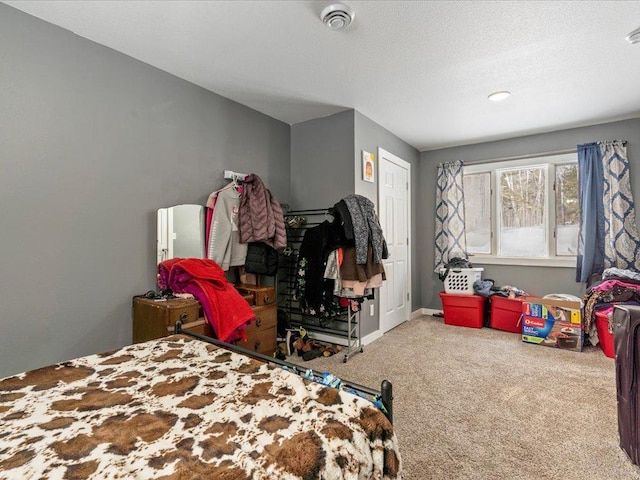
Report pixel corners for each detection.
[407,292,410,301]
[406,182,409,190]
[407,237,409,245]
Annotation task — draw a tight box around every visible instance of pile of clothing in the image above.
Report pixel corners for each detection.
[206,173,286,272]
[583,268,640,336]
[158,258,255,342]
[295,194,388,318]
[473,279,529,298]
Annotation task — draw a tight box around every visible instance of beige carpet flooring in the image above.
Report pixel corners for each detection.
[287,315,640,479]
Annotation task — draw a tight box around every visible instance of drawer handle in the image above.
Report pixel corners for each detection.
[254,340,261,350]
[180,312,188,322]
[256,318,262,327]
[263,295,270,303]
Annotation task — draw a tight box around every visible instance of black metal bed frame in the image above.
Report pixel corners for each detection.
[174,321,393,423]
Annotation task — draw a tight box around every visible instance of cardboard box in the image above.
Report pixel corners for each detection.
[522,298,583,352]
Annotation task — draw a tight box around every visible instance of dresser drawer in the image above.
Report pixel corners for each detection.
[236,303,277,355]
[133,297,201,343]
[236,327,277,356]
[235,284,276,306]
[251,303,277,330]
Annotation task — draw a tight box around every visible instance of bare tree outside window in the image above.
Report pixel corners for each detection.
[556,163,579,255]
[498,166,547,257]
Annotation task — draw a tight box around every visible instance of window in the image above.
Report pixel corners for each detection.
[555,163,579,256]
[464,172,491,254]
[463,153,578,266]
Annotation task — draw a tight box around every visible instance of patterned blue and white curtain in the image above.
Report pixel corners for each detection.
[576,141,640,282]
[434,160,467,272]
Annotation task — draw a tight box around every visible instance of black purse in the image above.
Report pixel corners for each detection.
[245,242,279,276]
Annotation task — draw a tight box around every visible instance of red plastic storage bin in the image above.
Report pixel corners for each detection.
[439,292,485,328]
[595,311,615,358]
[490,296,526,333]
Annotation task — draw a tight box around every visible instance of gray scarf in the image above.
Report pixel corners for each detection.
[343,194,386,264]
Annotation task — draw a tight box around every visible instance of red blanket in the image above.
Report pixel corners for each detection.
[159,258,254,342]
[157,258,182,291]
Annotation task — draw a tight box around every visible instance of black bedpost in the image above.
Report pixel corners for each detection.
[174,321,182,335]
[381,379,393,424]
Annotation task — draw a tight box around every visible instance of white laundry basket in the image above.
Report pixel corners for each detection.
[441,268,484,295]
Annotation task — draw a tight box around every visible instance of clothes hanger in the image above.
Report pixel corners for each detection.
[232,173,243,194]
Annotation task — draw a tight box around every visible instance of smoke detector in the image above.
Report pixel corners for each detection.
[321,3,355,31]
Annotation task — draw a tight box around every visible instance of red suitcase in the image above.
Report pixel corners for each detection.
[613,305,640,465]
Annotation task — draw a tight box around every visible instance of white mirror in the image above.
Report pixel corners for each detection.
[157,204,205,263]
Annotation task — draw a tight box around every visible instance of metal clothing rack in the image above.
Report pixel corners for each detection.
[278,208,363,362]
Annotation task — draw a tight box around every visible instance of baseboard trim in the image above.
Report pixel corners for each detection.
[307,329,382,348]
[411,308,424,319]
[361,329,383,345]
[413,307,443,317]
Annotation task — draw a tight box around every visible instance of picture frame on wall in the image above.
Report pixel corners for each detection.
[362,151,375,183]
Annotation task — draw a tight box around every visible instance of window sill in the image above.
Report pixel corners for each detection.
[469,256,576,268]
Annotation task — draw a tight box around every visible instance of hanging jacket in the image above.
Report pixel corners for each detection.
[238,174,287,249]
[342,194,388,265]
[208,186,247,270]
[295,221,343,318]
[340,245,386,283]
[332,199,355,242]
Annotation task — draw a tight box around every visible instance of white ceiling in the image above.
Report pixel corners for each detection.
[5,0,640,151]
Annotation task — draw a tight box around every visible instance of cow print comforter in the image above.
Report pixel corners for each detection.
[0,335,401,479]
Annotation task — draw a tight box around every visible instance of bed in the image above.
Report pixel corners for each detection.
[0,324,401,479]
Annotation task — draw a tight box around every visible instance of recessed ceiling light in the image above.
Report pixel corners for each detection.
[488,91,511,102]
[626,26,640,44]
[321,3,355,31]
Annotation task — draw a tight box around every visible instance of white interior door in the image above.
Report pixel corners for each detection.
[378,148,411,333]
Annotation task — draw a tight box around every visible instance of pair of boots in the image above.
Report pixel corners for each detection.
[294,336,342,361]
[293,331,319,360]
[284,328,305,356]
[282,327,342,361]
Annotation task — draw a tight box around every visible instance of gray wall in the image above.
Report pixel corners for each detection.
[420,118,640,309]
[0,4,290,378]
[290,110,355,209]
[290,110,419,337]
[354,111,421,335]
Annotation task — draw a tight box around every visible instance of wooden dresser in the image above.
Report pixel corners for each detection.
[132,287,277,357]
[235,284,277,357]
[132,296,212,343]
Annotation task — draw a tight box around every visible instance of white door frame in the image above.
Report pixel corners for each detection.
[378,147,412,332]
